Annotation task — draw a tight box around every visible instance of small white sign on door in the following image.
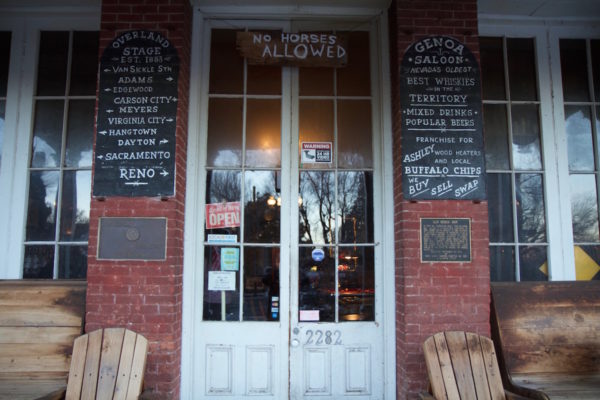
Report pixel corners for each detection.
[208,271,236,291]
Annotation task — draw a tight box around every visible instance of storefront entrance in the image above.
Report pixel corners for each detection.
[182,16,395,399]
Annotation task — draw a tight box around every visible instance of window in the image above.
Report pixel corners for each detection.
[23,31,98,279]
[560,39,600,280]
[480,37,548,281]
[0,31,10,172]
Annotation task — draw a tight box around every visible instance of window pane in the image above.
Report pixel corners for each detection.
[203,245,240,321]
[339,246,374,321]
[207,98,243,167]
[487,173,514,243]
[26,171,59,241]
[565,106,594,172]
[570,174,599,243]
[516,173,546,243]
[337,31,370,97]
[483,104,510,170]
[507,38,538,101]
[560,39,590,102]
[246,99,281,168]
[299,246,335,322]
[519,246,548,281]
[37,32,69,96]
[65,100,94,167]
[299,100,334,168]
[511,105,542,170]
[338,171,373,244]
[58,245,87,279]
[31,100,64,168]
[575,245,600,280]
[0,31,10,96]
[247,64,281,95]
[337,100,372,168]
[490,246,515,281]
[299,171,335,245]
[60,171,91,241]
[70,31,99,96]
[592,40,600,101]
[205,170,241,240]
[23,245,54,279]
[209,29,243,94]
[299,67,334,96]
[244,170,280,243]
[479,37,506,100]
[243,247,279,321]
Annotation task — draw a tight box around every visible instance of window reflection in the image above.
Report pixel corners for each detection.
[60,171,91,242]
[23,245,54,279]
[519,246,548,281]
[565,106,594,172]
[338,171,373,244]
[516,174,546,243]
[511,105,542,170]
[244,171,280,243]
[338,246,374,321]
[203,245,240,321]
[205,170,241,240]
[31,100,64,168]
[299,171,335,245]
[243,247,280,321]
[26,171,59,241]
[570,174,599,243]
[298,247,335,322]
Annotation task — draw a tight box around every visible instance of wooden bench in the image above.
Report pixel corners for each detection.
[0,280,86,400]
[491,281,600,400]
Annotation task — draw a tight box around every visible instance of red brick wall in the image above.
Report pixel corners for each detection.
[87,0,191,398]
[388,1,490,398]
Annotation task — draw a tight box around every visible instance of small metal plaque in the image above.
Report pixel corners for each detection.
[98,217,167,260]
[421,218,471,262]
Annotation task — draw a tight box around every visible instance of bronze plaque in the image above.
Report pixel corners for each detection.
[98,217,167,260]
[421,218,471,262]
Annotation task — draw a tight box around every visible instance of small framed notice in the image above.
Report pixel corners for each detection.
[421,218,471,262]
[208,271,236,291]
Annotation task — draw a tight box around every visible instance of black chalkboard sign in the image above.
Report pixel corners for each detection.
[93,30,179,197]
[401,36,486,200]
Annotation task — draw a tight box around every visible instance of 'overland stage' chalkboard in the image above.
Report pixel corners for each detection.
[401,36,486,200]
[94,30,179,197]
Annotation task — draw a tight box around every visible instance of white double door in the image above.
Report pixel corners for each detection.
[193,20,390,399]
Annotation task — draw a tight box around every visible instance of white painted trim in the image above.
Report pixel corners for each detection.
[375,11,397,400]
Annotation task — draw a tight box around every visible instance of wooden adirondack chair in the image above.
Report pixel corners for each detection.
[36,328,148,400]
[420,331,531,400]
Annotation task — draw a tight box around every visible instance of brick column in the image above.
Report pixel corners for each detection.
[388,1,490,398]
[87,0,191,398]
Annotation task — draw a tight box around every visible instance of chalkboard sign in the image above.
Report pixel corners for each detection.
[421,218,471,262]
[93,30,179,197]
[401,36,486,200]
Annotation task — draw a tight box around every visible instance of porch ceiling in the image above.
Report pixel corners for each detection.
[0,0,598,19]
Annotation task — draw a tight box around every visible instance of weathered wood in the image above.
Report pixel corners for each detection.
[423,331,510,400]
[0,280,86,400]
[491,281,600,399]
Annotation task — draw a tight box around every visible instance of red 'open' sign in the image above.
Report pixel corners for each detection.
[205,202,241,229]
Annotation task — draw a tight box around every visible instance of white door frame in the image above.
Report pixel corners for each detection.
[181,5,396,399]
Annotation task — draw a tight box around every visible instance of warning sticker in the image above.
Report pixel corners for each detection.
[301,142,332,164]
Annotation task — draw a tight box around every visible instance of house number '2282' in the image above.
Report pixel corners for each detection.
[305,330,342,345]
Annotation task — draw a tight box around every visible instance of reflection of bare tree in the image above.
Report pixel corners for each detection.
[571,194,599,242]
[299,171,371,244]
[516,174,546,243]
[207,170,241,203]
[300,172,335,244]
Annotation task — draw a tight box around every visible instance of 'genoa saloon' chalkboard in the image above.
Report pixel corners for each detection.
[93,30,179,197]
[401,36,486,200]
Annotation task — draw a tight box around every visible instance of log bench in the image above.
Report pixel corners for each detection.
[491,281,600,400]
[0,280,86,400]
